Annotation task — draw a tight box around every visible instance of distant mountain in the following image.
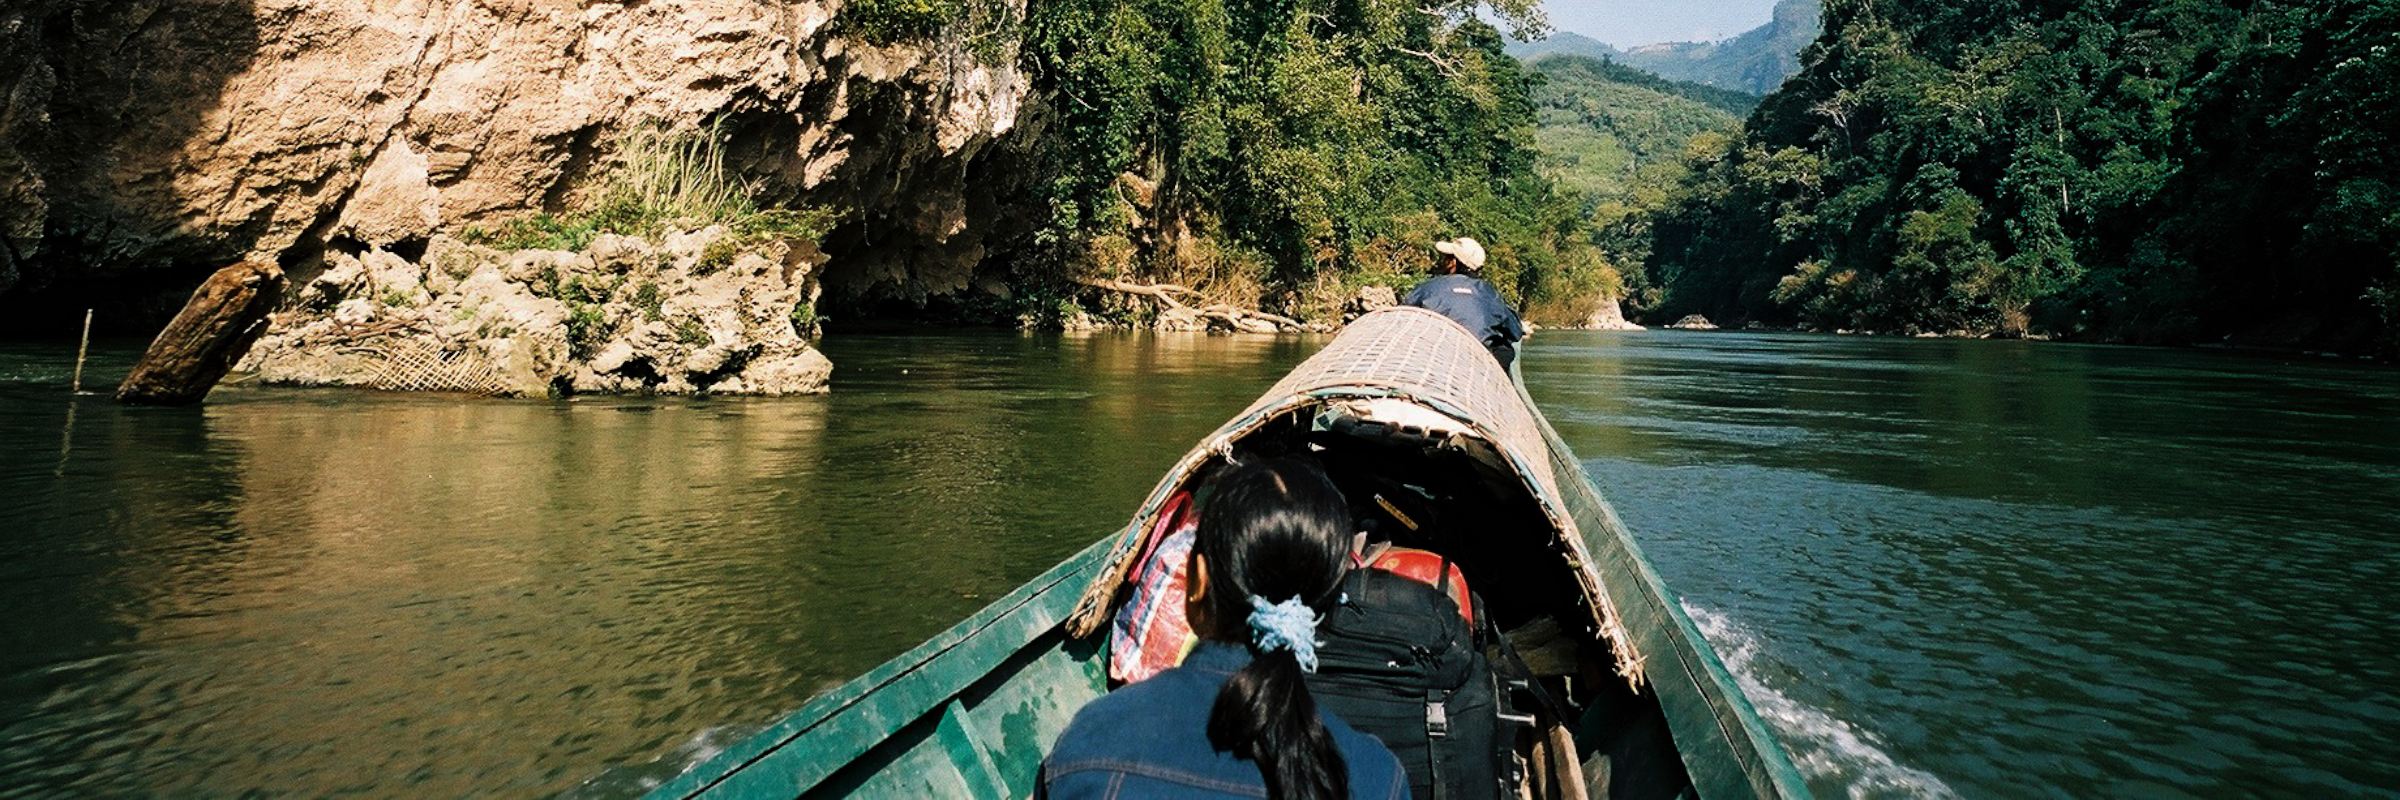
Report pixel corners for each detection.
[1511,0,1821,98]
[1529,55,1745,204]
[1616,0,1820,96]
[1509,30,1621,63]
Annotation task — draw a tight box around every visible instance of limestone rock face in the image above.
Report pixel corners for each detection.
[1582,298,1645,331]
[240,229,830,396]
[0,0,1032,306]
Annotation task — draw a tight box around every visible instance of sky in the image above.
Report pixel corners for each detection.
[1536,0,1784,48]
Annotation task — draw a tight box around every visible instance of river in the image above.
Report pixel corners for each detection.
[1,331,2393,797]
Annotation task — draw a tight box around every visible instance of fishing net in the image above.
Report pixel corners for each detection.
[362,339,513,395]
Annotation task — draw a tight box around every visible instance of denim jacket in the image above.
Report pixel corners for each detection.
[1401,274,1524,366]
[1042,642,1409,799]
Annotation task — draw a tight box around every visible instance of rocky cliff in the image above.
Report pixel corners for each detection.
[0,0,1037,325]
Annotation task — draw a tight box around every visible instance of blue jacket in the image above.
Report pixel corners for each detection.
[1043,642,1409,799]
[1401,274,1524,367]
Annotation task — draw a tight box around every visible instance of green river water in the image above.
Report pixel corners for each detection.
[1,331,2393,798]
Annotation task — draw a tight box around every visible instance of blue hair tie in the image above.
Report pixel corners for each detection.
[1246,595,1324,672]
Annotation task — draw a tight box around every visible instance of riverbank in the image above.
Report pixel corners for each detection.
[1632,313,2394,364]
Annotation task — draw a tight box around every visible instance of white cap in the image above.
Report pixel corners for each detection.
[1435,237,1487,272]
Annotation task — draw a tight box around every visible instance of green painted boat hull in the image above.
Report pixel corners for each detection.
[646,535,1115,799]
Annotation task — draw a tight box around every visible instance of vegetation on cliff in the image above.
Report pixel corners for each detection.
[1639,0,2400,354]
[462,126,836,256]
[990,0,1620,326]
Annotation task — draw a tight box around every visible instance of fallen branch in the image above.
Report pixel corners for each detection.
[1075,277,1303,332]
[1199,304,1304,330]
[1073,277,1204,302]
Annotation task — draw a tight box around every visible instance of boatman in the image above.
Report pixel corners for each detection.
[1403,236,1525,369]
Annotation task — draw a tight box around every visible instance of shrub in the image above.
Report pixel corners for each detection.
[565,305,610,358]
[633,281,664,321]
[696,237,741,274]
[789,302,818,336]
[674,318,713,347]
[471,124,837,256]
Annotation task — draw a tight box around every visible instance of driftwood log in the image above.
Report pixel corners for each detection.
[116,260,286,405]
[1074,277,1307,332]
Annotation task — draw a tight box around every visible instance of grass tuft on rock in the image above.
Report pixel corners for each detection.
[463,123,837,254]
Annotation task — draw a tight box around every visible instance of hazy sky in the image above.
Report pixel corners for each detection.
[1538,0,1783,48]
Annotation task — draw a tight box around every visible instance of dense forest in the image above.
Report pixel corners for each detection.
[1638,0,2399,354]
[967,0,1619,325]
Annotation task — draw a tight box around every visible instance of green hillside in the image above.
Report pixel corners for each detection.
[1530,55,1748,206]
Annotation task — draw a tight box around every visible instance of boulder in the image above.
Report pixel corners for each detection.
[1667,314,1719,331]
[1343,285,1400,323]
[1583,299,1646,331]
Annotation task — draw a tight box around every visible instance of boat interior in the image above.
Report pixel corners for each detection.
[1130,396,1695,800]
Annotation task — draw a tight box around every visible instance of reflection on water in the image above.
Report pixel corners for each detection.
[1524,332,2400,799]
[6,330,2394,798]
[0,332,1318,797]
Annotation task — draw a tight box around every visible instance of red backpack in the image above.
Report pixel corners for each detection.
[1362,545,1472,625]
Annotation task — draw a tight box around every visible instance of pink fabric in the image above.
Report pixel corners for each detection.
[1108,492,1199,684]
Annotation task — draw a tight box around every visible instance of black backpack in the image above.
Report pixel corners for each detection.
[1307,565,1512,799]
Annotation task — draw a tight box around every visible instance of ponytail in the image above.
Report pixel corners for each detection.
[1208,649,1346,800]
[1194,457,1356,800]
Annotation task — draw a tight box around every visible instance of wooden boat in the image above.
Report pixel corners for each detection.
[647,307,1809,799]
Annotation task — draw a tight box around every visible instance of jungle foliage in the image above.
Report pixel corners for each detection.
[1002,0,1619,324]
[1641,0,2400,353]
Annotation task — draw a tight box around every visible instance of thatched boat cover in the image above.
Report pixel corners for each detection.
[1064,306,1644,688]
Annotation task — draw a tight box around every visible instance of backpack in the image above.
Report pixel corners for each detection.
[1308,559,1511,799]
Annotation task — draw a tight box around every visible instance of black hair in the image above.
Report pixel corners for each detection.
[1194,457,1353,800]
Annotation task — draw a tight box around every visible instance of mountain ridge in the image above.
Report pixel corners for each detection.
[1510,0,1821,97]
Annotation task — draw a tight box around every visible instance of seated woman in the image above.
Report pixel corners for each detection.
[1043,458,1408,799]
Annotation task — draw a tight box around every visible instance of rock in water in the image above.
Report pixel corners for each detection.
[116,261,286,405]
[1583,299,1646,331]
[1666,314,1719,330]
[1343,285,1399,323]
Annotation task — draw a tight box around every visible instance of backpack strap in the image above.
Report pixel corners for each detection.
[1429,557,1457,800]
[1425,687,1449,800]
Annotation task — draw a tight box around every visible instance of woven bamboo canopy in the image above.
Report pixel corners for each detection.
[1065,306,1644,687]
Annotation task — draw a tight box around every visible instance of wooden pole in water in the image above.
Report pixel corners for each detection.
[72,309,93,393]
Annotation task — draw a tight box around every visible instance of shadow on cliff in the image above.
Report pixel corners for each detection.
[720,70,1044,325]
[0,0,260,339]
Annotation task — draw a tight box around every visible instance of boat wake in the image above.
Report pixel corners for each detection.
[1683,605,1959,800]
[563,723,750,798]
